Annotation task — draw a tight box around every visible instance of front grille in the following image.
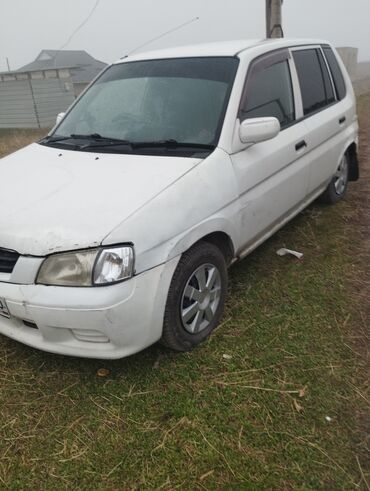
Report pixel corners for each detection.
[0,248,20,274]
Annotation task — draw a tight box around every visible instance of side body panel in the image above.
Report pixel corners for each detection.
[228,50,309,253]
[106,42,359,272]
[230,123,310,252]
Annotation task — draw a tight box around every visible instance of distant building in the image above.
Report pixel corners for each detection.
[336,47,358,80]
[18,49,107,96]
[336,47,370,95]
[353,60,370,96]
[356,61,370,80]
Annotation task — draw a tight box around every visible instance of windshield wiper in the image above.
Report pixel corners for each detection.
[77,139,216,153]
[78,136,132,150]
[40,135,215,152]
[71,133,129,143]
[40,133,132,149]
[39,134,105,145]
[39,135,75,144]
[131,139,216,150]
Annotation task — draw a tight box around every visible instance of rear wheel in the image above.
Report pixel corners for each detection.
[320,153,349,204]
[161,242,228,352]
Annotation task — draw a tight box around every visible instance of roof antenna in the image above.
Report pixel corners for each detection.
[124,17,200,58]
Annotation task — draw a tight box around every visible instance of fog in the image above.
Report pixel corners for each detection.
[0,0,369,72]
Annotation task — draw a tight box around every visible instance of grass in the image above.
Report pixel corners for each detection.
[0,100,369,489]
[0,128,47,157]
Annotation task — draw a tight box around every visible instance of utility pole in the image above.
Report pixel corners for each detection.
[6,57,11,71]
[266,0,284,39]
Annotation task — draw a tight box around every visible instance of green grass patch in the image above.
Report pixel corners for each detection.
[0,99,369,489]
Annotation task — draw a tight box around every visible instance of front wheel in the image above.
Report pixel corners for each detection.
[320,153,349,204]
[161,242,228,352]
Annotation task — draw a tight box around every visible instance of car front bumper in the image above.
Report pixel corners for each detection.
[0,257,179,359]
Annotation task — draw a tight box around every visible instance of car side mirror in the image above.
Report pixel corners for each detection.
[239,117,281,144]
[56,112,66,125]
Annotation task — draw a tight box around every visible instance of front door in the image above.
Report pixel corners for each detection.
[231,50,310,253]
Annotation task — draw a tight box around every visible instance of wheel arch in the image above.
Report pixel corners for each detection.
[194,231,235,265]
[168,219,238,267]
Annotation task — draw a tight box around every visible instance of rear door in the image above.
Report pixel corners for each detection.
[231,49,310,251]
[291,46,349,196]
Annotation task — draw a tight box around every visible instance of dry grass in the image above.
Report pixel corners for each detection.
[0,101,369,489]
[0,129,47,158]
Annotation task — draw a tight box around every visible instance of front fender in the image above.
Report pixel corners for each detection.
[167,217,238,262]
[103,148,241,274]
[134,216,239,274]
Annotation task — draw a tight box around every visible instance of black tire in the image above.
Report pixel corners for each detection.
[320,153,349,204]
[161,241,228,352]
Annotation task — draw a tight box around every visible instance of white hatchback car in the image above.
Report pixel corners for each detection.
[0,39,359,359]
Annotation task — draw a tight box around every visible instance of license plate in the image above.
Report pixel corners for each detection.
[0,298,10,318]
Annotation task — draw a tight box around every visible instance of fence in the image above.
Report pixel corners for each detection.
[0,68,75,129]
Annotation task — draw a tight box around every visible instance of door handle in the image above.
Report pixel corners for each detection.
[295,140,307,152]
[339,116,346,125]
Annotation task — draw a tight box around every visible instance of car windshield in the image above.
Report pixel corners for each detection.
[48,57,239,154]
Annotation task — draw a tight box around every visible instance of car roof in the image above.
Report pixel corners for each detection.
[114,38,330,64]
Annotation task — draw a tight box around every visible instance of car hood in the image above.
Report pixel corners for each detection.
[0,143,201,256]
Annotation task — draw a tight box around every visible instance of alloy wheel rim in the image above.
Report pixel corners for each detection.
[334,156,348,195]
[180,263,222,334]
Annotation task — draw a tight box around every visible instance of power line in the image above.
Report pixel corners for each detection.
[57,0,101,53]
[126,17,200,57]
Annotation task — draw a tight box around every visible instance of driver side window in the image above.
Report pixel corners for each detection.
[240,56,295,130]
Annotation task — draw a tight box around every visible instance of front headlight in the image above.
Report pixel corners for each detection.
[37,246,134,287]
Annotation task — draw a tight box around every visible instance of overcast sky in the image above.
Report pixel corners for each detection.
[1,0,369,72]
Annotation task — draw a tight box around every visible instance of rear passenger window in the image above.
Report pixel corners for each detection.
[240,60,295,129]
[323,46,347,100]
[317,50,335,105]
[293,49,335,116]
